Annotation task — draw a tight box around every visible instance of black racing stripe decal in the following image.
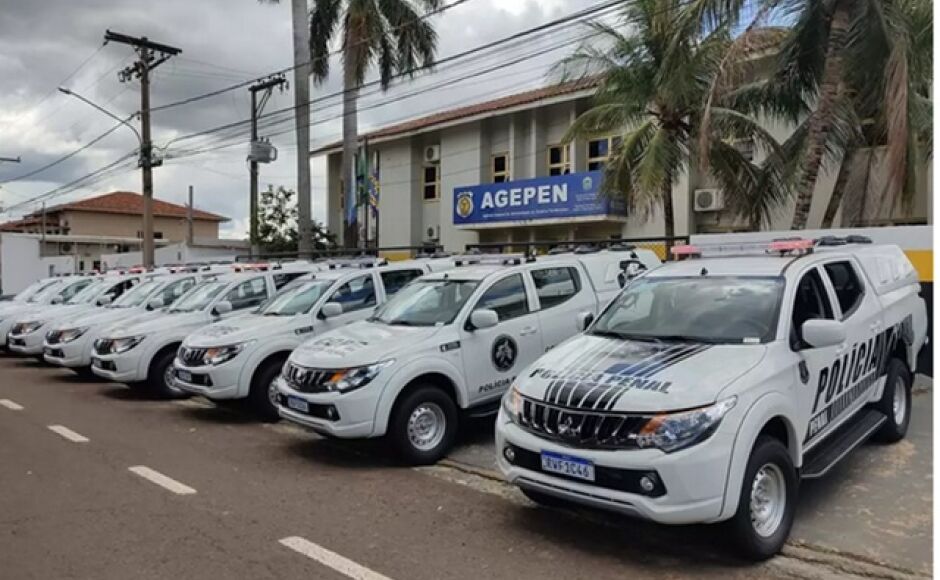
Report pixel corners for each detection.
[606,345,684,378]
[625,345,695,377]
[639,344,711,377]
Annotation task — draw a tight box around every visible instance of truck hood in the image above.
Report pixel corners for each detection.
[517,335,766,413]
[184,313,300,347]
[292,321,442,368]
[102,310,207,339]
[17,304,95,325]
[53,307,151,332]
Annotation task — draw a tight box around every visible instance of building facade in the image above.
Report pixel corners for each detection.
[315,80,932,255]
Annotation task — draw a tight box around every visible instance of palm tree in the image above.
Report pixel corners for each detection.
[310,0,441,247]
[558,0,786,249]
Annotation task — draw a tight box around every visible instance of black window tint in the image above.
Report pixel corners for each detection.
[380,269,424,297]
[792,269,834,348]
[532,267,580,309]
[273,272,305,290]
[823,261,864,316]
[476,274,529,321]
[224,277,269,310]
[162,278,195,304]
[329,275,376,313]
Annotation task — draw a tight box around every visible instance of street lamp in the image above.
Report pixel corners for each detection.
[58,86,158,267]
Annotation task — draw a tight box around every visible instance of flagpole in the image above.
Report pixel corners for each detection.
[363,136,369,252]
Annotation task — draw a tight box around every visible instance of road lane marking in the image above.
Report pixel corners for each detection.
[47,425,89,443]
[128,466,197,495]
[279,536,392,580]
[0,399,23,410]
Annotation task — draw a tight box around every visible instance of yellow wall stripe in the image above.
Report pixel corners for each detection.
[904,250,933,283]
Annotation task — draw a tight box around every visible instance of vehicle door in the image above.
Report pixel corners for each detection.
[814,258,886,434]
[317,272,378,331]
[220,276,269,315]
[789,265,848,449]
[378,267,426,302]
[531,264,593,351]
[459,273,544,405]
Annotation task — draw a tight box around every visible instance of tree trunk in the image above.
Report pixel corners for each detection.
[821,146,857,228]
[662,179,676,258]
[842,148,876,226]
[790,0,850,230]
[291,0,313,258]
[341,41,360,250]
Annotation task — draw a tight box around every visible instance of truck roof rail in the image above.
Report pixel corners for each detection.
[815,235,873,246]
[326,257,388,269]
[454,253,532,267]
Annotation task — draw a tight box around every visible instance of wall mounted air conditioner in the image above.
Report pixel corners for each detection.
[693,188,724,212]
[424,145,441,164]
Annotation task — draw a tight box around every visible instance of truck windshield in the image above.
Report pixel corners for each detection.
[110,279,161,308]
[260,280,333,316]
[590,276,784,344]
[65,280,107,305]
[369,279,479,327]
[14,279,58,302]
[168,281,227,313]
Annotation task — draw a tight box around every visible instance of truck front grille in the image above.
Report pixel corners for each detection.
[518,398,652,450]
[178,346,207,367]
[283,362,334,394]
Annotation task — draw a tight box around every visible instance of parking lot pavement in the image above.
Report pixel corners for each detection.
[0,356,930,579]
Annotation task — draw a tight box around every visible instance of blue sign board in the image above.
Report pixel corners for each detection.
[453,171,625,226]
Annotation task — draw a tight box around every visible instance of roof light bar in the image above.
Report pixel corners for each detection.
[670,238,816,259]
[454,253,531,267]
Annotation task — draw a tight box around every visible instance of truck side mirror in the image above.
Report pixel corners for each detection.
[51,295,64,305]
[469,309,499,330]
[577,311,595,332]
[212,300,233,316]
[96,295,112,306]
[147,297,165,311]
[618,259,647,287]
[802,319,846,349]
[320,302,344,319]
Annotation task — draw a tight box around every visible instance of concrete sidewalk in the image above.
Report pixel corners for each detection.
[446,376,933,576]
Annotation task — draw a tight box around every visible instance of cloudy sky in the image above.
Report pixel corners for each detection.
[0,0,605,238]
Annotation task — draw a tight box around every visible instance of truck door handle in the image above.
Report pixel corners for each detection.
[520,326,538,336]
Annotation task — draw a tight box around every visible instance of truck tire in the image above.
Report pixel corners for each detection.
[873,358,912,443]
[389,385,458,465]
[146,347,189,399]
[248,358,284,422]
[728,435,797,561]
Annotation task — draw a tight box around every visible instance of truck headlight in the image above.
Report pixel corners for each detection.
[636,396,737,453]
[15,321,44,335]
[501,384,523,423]
[99,335,146,354]
[57,327,89,343]
[202,341,253,366]
[326,359,395,393]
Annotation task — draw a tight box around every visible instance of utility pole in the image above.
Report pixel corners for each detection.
[105,30,181,268]
[247,75,287,256]
[40,202,46,246]
[187,185,194,246]
[291,0,313,259]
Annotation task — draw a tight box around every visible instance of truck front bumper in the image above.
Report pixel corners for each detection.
[7,331,45,355]
[90,351,145,383]
[274,376,377,438]
[171,358,241,400]
[43,335,92,368]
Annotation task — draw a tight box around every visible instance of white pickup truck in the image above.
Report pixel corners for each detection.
[42,273,206,376]
[91,268,314,397]
[7,274,141,356]
[172,258,455,420]
[275,248,661,464]
[0,277,97,347]
[495,237,927,559]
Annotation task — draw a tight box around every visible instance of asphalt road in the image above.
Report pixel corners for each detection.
[0,355,928,579]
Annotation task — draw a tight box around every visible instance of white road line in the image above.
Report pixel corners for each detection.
[279,536,392,580]
[0,399,23,411]
[128,466,197,495]
[47,425,89,443]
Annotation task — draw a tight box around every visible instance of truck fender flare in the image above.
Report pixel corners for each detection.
[140,337,184,379]
[718,391,801,521]
[370,359,468,437]
[238,341,297,396]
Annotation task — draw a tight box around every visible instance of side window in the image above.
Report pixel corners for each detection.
[161,278,195,304]
[273,272,305,290]
[380,269,424,297]
[475,274,530,321]
[532,267,581,309]
[791,269,834,348]
[823,261,864,317]
[224,277,269,310]
[328,275,376,313]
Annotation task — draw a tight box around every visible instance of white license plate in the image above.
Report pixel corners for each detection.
[287,395,310,413]
[540,451,595,482]
[176,369,192,383]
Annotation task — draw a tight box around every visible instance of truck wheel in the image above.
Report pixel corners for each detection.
[248,358,284,422]
[389,385,458,465]
[728,436,797,561]
[146,348,189,399]
[873,358,912,443]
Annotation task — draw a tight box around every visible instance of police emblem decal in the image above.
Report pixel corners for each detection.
[491,335,518,372]
[456,191,474,219]
[582,176,593,191]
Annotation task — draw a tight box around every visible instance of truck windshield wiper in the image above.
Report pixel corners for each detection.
[589,329,630,340]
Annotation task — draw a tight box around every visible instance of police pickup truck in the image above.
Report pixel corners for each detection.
[275,247,661,464]
[0,276,97,348]
[42,272,209,376]
[495,237,927,559]
[7,274,141,356]
[91,267,315,397]
[172,258,455,421]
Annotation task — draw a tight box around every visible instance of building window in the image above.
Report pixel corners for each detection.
[423,165,439,201]
[587,136,622,171]
[547,144,571,176]
[492,153,510,183]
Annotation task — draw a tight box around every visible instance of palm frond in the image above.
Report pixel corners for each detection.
[309,0,343,82]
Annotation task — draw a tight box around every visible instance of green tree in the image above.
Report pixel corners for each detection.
[559,0,787,247]
[255,185,336,254]
[310,0,441,248]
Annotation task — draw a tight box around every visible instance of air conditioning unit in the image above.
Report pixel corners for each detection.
[693,188,724,212]
[424,145,441,164]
